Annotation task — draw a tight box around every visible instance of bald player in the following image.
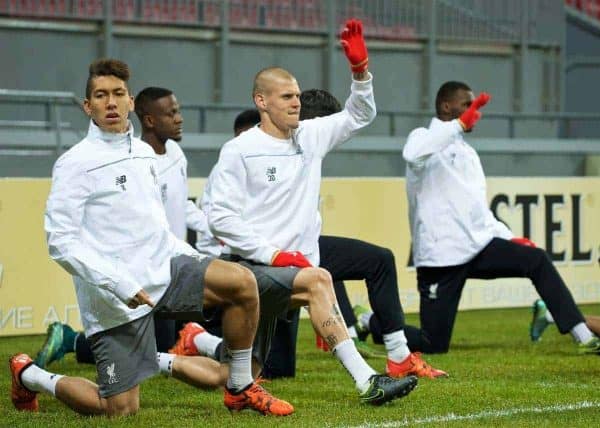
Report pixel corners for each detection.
[201,19,418,405]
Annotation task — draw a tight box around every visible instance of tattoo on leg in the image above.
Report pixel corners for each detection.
[321,317,338,328]
[326,335,339,348]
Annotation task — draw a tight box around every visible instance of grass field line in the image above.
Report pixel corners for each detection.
[341,400,600,427]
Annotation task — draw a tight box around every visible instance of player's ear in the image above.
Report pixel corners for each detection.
[83,99,92,117]
[254,92,267,111]
[143,114,154,128]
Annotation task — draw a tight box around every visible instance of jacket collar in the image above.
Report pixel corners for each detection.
[429,117,445,129]
[87,119,134,145]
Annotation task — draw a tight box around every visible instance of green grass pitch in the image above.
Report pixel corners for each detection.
[1,305,600,427]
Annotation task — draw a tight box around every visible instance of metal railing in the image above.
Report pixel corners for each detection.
[177,102,600,138]
[3,91,600,156]
[0,89,86,155]
[0,0,565,45]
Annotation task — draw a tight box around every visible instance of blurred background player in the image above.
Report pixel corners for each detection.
[402,80,600,355]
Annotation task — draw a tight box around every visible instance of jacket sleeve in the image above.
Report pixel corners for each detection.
[492,218,514,240]
[207,144,279,264]
[185,200,209,232]
[45,155,142,304]
[403,120,463,166]
[306,73,377,158]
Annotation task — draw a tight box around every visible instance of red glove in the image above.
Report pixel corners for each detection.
[511,237,537,248]
[316,333,330,352]
[272,251,312,268]
[458,92,491,131]
[340,19,368,73]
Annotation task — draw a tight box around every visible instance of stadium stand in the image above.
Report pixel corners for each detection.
[566,0,600,19]
[1,0,599,178]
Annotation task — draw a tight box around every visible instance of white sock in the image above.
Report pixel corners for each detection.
[333,339,376,393]
[348,325,358,339]
[20,365,63,396]
[226,348,253,392]
[545,311,555,323]
[193,330,222,359]
[383,330,411,363]
[571,322,594,344]
[73,332,82,353]
[156,352,175,375]
[359,312,373,330]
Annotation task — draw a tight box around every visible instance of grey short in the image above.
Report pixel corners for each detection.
[89,254,213,398]
[219,255,300,366]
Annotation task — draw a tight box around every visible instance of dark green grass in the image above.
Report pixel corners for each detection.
[2,305,600,427]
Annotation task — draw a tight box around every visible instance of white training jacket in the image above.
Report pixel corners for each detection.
[155,139,212,242]
[45,121,203,336]
[403,117,513,267]
[196,165,225,257]
[207,74,376,266]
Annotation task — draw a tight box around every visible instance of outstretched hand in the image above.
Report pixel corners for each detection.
[340,19,368,74]
[458,92,491,131]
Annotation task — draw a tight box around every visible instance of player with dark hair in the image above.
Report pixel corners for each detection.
[233,109,261,136]
[9,58,293,417]
[34,86,216,367]
[402,80,600,354]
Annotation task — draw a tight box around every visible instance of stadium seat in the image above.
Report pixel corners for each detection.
[297,0,325,30]
[113,0,135,21]
[264,0,298,30]
[198,0,219,26]
[73,0,102,19]
[229,0,259,28]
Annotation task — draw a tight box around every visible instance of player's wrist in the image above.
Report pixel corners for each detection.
[352,69,369,81]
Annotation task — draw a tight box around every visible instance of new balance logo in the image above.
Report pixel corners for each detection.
[160,183,168,202]
[115,175,127,191]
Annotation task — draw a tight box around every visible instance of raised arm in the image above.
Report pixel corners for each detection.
[305,19,376,157]
[403,92,491,166]
[402,121,463,166]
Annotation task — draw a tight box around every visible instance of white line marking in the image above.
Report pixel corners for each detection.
[341,401,600,428]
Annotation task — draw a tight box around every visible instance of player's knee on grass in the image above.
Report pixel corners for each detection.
[105,393,140,417]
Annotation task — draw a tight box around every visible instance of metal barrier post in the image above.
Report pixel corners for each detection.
[51,103,63,156]
[199,107,206,133]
